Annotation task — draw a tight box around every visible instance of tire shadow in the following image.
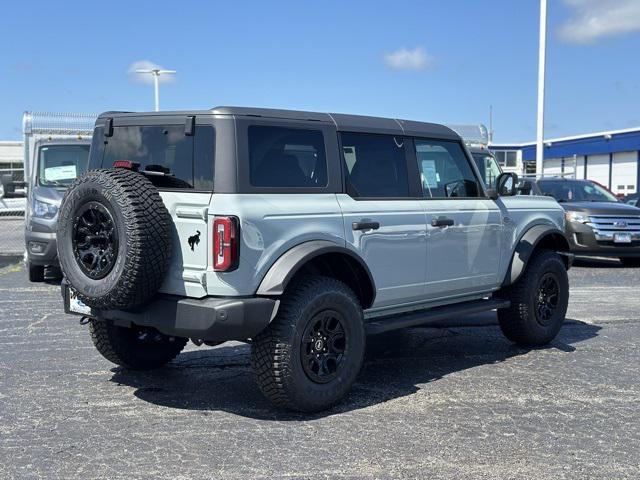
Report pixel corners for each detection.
[109,318,601,420]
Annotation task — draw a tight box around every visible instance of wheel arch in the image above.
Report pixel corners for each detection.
[503,224,571,287]
[256,240,376,309]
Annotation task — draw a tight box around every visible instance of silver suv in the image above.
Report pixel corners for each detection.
[58,107,572,412]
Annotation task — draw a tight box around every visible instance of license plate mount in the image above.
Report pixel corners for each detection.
[614,232,632,244]
[65,286,92,316]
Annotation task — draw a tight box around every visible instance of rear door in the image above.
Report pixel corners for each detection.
[337,132,427,309]
[412,138,503,299]
[99,117,214,297]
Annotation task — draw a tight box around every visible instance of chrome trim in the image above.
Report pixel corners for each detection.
[585,215,640,243]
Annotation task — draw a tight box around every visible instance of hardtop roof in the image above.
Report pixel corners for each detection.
[97,106,460,140]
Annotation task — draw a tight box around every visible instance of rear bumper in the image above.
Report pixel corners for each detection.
[62,283,278,342]
[566,222,640,258]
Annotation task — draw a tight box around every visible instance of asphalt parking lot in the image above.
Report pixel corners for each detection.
[1,256,639,479]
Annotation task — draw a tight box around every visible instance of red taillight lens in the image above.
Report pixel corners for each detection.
[113,160,139,171]
[213,216,239,271]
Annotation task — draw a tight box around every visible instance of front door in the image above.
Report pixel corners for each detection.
[337,132,427,309]
[412,138,503,299]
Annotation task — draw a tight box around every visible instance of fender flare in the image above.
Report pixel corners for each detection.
[256,240,376,306]
[503,224,571,287]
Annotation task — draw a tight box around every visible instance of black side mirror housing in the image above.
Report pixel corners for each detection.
[491,172,519,198]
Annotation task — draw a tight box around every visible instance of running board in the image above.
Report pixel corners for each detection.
[364,298,510,335]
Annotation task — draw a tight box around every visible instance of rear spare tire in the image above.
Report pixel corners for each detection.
[57,169,171,310]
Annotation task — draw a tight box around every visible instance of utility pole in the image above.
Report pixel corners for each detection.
[489,105,494,144]
[536,0,548,177]
[135,68,176,111]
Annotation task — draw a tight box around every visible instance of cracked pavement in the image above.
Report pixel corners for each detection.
[0,257,639,479]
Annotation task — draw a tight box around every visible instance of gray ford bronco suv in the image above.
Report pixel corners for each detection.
[58,107,572,412]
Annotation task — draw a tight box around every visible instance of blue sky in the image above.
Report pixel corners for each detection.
[1,0,640,142]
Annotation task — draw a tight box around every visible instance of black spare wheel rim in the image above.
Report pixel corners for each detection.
[301,309,348,383]
[72,201,119,280]
[535,272,559,326]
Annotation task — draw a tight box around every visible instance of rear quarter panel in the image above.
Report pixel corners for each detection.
[205,193,345,296]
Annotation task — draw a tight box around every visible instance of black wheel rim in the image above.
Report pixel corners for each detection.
[300,310,348,384]
[535,272,560,326]
[72,201,119,280]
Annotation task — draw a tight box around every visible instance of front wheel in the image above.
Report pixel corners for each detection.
[620,257,640,268]
[498,251,569,347]
[89,318,187,370]
[251,276,365,412]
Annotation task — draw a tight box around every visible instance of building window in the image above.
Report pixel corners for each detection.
[493,150,518,168]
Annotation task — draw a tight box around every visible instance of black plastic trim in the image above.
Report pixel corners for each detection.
[365,298,510,335]
[503,225,570,286]
[256,240,376,307]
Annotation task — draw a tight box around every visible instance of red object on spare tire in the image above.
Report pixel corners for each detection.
[57,169,172,310]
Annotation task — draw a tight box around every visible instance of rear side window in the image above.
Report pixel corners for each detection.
[102,125,194,189]
[341,133,409,198]
[248,126,328,188]
[193,126,215,191]
[414,139,481,198]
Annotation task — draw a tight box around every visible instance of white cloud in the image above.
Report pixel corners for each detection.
[559,0,640,44]
[127,60,175,84]
[384,47,433,71]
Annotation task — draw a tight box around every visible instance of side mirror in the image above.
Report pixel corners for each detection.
[490,172,519,198]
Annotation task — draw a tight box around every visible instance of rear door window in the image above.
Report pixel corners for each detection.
[102,125,194,189]
[248,126,328,188]
[340,133,409,198]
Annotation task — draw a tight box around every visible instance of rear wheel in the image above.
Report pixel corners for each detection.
[89,318,187,370]
[498,251,569,347]
[251,276,365,412]
[620,257,640,268]
[27,262,45,282]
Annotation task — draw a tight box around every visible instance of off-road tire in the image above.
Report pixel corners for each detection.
[57,169,171,310]
[497,250,569,347]
[251,276,365,412]
[89,318,187,370]
[620,257,640,268]
[27,262,45,282]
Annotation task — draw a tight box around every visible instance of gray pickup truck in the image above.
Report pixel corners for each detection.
[58,107,572,412]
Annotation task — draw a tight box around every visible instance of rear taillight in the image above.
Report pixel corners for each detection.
[213,216,239,271]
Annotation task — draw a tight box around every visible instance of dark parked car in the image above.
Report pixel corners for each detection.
[625,193,639,207]
[536,178,640,266]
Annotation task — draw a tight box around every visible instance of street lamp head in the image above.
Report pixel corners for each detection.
[135,69,176,76]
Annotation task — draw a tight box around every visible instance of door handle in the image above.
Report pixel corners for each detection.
[352,221,380,231]
[431,217,455,228]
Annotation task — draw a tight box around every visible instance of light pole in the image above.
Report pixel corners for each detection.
[536,0,547,177]
[135,68,176,111]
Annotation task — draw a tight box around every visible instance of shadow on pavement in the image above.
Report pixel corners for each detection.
[0,255,22,269]
[109,319,601,420]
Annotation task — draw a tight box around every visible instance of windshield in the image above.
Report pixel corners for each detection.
[472,153,502,189]
[38,144,90,188]
[537,180,619,203]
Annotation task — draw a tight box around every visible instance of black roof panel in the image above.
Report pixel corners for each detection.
[98,106,461,140]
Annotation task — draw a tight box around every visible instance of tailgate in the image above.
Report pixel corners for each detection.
[158,191,212,297]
